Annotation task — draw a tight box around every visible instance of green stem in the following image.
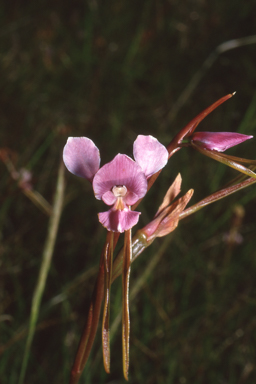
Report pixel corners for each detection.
[18,160,65,384]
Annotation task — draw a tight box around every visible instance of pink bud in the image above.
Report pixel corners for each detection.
[190,132,253,152]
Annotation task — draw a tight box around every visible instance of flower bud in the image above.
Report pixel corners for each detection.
[190,131,253,152]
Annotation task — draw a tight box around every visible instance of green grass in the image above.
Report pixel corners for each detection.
[1,1,256,383]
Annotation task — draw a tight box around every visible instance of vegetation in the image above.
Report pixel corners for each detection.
[1,1,256,383]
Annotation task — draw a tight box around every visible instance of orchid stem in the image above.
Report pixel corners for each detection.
[69,233,113,384]
[122,227,132,380]
[191,143,256,180]
[179,177,256,220]
[102,231,114,373]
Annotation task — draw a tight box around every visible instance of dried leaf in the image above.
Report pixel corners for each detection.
[155,173,182,217]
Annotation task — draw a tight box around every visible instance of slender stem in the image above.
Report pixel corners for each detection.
[110,234,173,342]
[69,233,112,384]
[112,230,148,283]
[22,189,52,216]
[191,143,256,180]
[102,231,114,373]
[166,94,234,156]
[122,228,132,380]
[179,177,256,220]
[18,160,65,384]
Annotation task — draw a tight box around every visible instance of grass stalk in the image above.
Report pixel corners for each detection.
[18,160,65,384]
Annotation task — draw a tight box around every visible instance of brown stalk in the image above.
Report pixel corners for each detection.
[69,233,112,384]
[102,231,114,373]
[122,228,132,380]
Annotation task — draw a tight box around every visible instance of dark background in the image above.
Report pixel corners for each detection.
[1,1,256,383]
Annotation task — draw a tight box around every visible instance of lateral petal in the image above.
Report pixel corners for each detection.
[63,137,100,182]
[102,191,117,206]
[133,135,168,178]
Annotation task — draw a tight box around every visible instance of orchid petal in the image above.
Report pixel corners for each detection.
[123,191,139,206]
[102,191,117,206]
[98,208,141,232]
[191,132,253,152]
[63,137,100,182]
[93,154,147,201]
[133,135,168,178]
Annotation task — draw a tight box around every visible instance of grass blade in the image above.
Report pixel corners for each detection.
[18,160,65,384]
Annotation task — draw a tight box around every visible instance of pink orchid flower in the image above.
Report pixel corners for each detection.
[63,135,168,232]
[190,131,253,152]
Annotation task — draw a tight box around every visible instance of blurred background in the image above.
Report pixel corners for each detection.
[1,1,256,383]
